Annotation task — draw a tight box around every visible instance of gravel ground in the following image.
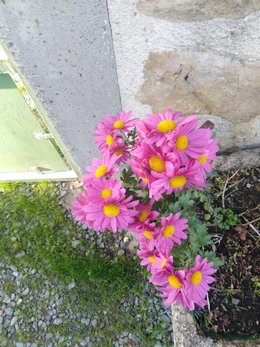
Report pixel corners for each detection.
[0,182,173,347]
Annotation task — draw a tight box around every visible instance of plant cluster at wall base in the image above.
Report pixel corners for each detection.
[72,109,221,310]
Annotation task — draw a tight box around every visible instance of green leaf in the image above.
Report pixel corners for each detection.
[204,213,211,221]
[203,251,223,268]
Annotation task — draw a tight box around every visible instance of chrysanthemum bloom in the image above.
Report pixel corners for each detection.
[131,143,166,174]
[86,177,125,203]
[129,203,159,232]
[156,213,188,254]
[153,253,174,272]
[150,160,206,201]
[82,195,139,233]
[168,116,212,165]
[94,125,121,153]
[100,111,137,134]
[185,255,217,309]
[131,142,178,178]
[109,142,130,164]
[70,190,94,227]
[137,248,160,272]
[138,248,173,273]
[139,109,182,146]
[150,266,189,307]
[197,138,218,177]
[129,155,150,188]
[136,120,150,141]
[83,152,118,186]
[135,223,159,251]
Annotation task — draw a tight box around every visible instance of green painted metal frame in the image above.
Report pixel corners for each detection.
[0,41,81,181]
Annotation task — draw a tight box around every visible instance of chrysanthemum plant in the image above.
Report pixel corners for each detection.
[71,109,222,310]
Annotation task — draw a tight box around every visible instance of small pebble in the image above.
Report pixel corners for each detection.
[22,288,29,296]
[10,316,18,326]
[3,296,11,304]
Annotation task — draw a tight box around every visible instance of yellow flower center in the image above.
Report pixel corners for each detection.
[161,259,168,268]
[198,155,208,164]
[149,155,165,173]
[106,135,114,146]
[115,149,124,156]
[191,271,203,285]
[148,256,156,264]
[142,177,149,183]
[95,165,108,178]
[103,204,120,217]
[143,230,153,239]
[101,189,112,199]
[169,175,187,189]
[176,135,189,150]
[168,275,182,289]
[162,225,175,238]
[138,209,148,222]
[114,120,125,129]
[157,119,176,133]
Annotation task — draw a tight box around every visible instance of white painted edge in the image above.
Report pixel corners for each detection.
[0,170,78,182]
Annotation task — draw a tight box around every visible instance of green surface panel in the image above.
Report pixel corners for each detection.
[0,73,69,173]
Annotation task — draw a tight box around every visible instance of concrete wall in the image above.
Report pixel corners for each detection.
[107,0,260,153]
[0,0,121,171]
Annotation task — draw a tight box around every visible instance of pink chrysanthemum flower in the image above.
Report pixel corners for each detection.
[70,190,93,227]
[82,195,139,233]
[170,116,212,165]
[83,152,118,186]
[137,248,160,272]
[136,120,150,141]
[185,255,217,309]
[87,177,125,203]
[138,248,173,273]
[129,155,150,187]
[142,109,182,146]
[153,253,174,272]
[134,222,159,251]
[197,138,219,177]
[129,203,159,232]
[156,213,188,254]
[100,111,137,134]
[150,266,189,307]
[94,125,121,153]
[150,160,206,201]
[109,142,130,164]
[131,142,178,177]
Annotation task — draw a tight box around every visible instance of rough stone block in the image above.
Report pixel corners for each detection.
[137,0,260,22]
[139,51,260,122]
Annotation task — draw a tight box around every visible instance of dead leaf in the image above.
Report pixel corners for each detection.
[235,225,247,241]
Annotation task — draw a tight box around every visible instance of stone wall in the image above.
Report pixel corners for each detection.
[107,0,260,152]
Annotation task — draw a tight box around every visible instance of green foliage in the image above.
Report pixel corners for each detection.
[212,207,239,231]
[251,276,260,298]
[203,251,223,268]
[168,190,195,214]
[189,223,212,253]
[192,190,239,231]
[153,190,222,269]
